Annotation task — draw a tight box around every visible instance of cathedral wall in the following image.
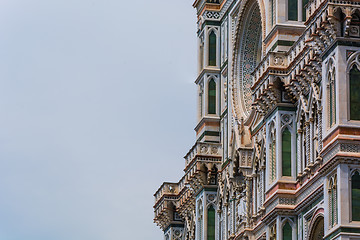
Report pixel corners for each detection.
[154,0,360,239]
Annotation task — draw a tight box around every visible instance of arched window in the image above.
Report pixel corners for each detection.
[207,206,215,240]
[352,171,360,221]
[329,175,338,227]
[209,31,217,66]
[282,128,292,177]
[282,222,292,240]
[350,65,360,120]
[288,0,298,20]
[208,79,216,114]
[328,66,336,127]
[270,129,277,183]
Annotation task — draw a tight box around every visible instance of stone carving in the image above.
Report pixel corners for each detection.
[154,0,360,238]
[273,56,285,66]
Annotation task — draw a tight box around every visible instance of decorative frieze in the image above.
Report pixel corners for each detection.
[184,142,222,168]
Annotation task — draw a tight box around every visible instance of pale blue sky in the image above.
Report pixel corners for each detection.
[0,0,197,239]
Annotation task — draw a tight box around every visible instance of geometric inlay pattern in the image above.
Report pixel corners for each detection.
[239,3,262,113]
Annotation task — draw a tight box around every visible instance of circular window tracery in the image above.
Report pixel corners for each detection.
[232,0,263,120]
[309,216,324,240]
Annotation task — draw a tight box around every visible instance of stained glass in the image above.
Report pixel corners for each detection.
[283,222,292,240]
[282,129,292,176]
[288,0,298,20]
[209,31,217,66]
[350,65,360,120]
[352,171,360,221]
[302,0,309,21]
[207,206,215,240]
[208,79,216,114]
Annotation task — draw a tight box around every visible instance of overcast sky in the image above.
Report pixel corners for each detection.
[0,1,197,239]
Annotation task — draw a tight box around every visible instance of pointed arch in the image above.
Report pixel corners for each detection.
[208,78,217,114]
[349,64,360,120]
[334,7,346,36]
[207,205,216,240]
[351,170,360,221]
[347,51,360,121]
[208,30,217,66]
[282,221,292,240]
[282,127,292,177]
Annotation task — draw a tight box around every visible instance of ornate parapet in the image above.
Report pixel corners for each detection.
[305,0,327,23]
[252,52,288,85]
[184,142,222,195]
[154,182,180,204]
[153,178,187,230]
[154,142,222,231]
[154,183,180,230]
[184,142,222,169]
[251,0,341,116]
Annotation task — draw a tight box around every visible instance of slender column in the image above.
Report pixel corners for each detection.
[306,122,310,167]
[246,177,252,227]
[309,118,314,165]
[297,129,303,175]
[318,109,323,154]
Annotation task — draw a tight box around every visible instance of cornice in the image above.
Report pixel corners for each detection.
[195,68,221,84]
[194,116,220,132]
[263,24,306,46]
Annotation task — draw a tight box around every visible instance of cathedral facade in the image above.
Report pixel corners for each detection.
[153,0,360,239]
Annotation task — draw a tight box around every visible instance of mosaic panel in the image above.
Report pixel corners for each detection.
[340,143,360,153]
